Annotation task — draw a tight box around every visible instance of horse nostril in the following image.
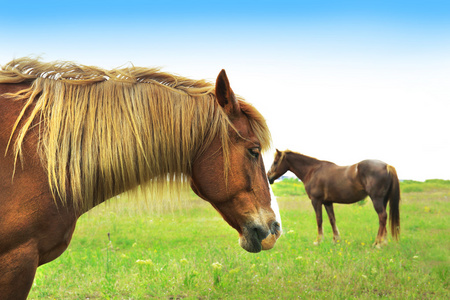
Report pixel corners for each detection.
[252,225,268,241]
[270,221,281,235]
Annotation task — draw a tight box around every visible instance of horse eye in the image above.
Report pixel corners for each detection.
[248,147,260,158]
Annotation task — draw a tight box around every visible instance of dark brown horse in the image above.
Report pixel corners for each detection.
[0,58,281,299]
[267,149,400,246]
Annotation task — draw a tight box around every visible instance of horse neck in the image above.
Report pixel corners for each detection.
[285,152,320,182]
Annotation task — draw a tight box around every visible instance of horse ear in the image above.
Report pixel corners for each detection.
[215,69,240,115]
[276,149,281,155]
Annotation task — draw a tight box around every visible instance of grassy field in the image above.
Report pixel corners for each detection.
[29,179,449,299]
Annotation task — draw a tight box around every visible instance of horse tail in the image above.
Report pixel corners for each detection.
[387,165,401,240]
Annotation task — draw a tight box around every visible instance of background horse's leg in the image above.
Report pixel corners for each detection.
[311,198,324,245]
[324,203,341,243]
[0,241,39,300]
[371,197,388,248]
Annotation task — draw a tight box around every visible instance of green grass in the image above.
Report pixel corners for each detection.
[29,180,450,299]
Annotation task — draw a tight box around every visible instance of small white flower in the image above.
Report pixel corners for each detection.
[212,262,223,270]
[136,259,153,265]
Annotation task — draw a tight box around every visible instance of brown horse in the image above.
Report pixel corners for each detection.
[267,149,399,247]
[0,58,281,299]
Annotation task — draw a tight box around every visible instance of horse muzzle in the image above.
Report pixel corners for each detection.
[261,220,282,250]
[267,174,276,184]
[239,220,281,253]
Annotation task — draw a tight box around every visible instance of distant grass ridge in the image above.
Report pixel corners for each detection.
[400,179,450,193]
[271,177,307,196]
[273,177,450,196]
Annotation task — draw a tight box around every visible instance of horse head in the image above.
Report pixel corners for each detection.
[190,70,281,253]
[267,149,290,184]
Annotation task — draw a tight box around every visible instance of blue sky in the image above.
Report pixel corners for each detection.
[3,1,449,22]
[1,1,449,180]
[2,1,449,62]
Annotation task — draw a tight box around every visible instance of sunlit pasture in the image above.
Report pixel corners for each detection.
[29,180,449,299]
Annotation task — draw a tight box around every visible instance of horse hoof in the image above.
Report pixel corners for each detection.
[372,242,382,249]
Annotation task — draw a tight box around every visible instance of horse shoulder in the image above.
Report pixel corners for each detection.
[1,83,79,266]
[303,167,327,200]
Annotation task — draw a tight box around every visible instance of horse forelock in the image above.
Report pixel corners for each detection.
[274,149,287,163]
[238,99,272,152]
[0,58,271,213]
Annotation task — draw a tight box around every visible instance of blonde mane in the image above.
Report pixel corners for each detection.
[0,58,271,212]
